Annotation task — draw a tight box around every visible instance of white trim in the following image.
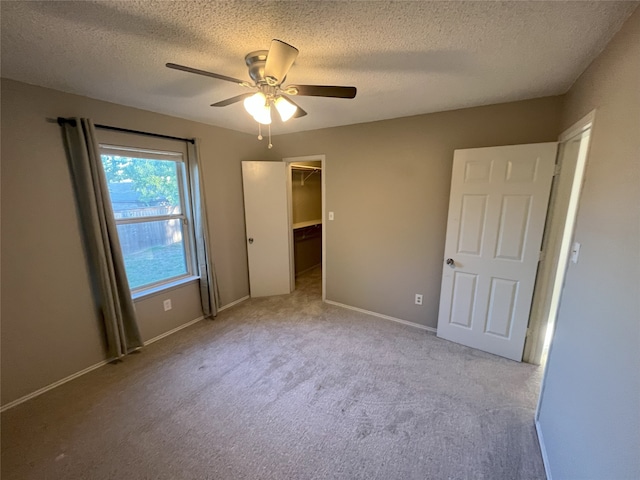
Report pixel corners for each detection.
[0,314,208,412]
[283,154,327,301]
[535,110,596,418]
[535,420,553,480]
[218,295,250,312]
[283,154,326,163]
[321,158,326,302]
[100,144,184,160]
[525,126,594,365]
[0,358,113,412]
[558,109,596,142]
[143,316,205,346]
[132,275,199,301]
[286,163,295,292]
[324,299,437,333]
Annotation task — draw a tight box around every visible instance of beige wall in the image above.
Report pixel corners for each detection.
[537,8,640,479]
[291,165,322,224]
[0,79,265,405]
[273,97,562,327]
[292,164,323,275]
[1,81,563,406]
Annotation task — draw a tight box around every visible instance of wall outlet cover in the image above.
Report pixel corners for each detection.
[163,299,172,311]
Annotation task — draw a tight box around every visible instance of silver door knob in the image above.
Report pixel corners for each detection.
[446,258,455,266]
[248,238,254,244]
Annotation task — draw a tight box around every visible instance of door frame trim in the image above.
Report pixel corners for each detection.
[524,109,596,364]
[558,109,595,142]
[535,109,596,418]
[533,111,595,480]
[283,154,326,301]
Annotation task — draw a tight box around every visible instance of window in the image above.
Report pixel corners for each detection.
[100,145,195,293]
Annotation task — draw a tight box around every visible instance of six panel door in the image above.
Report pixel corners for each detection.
[436,143,557,361]
[241,161,292,297]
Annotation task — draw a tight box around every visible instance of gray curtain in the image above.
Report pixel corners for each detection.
[62,118,143,358]
[187,141,219,317]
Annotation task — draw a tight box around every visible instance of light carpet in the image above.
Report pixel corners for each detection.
[1,267,546,479]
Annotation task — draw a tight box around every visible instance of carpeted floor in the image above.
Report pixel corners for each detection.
[1,267,546,479]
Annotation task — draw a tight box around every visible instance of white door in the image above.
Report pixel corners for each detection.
[436,143,557,361]
[242,161,292,297]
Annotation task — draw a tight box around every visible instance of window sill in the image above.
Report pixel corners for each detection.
[132,275,200,302]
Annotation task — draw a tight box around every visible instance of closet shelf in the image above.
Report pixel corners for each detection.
[293,219,322,230]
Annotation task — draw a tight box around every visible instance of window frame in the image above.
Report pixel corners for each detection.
[99,143,198,295]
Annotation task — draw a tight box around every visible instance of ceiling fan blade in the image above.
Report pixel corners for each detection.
[210,93,254,107]
[281,95,307,118]
[166,63,246,85]
[264,39,299,85]
[287,85,357,99]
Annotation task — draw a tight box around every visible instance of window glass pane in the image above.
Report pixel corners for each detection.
[101,155,182,218]
[117,220,188,289]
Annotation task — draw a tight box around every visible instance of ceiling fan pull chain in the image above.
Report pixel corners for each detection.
[268,124,273,149]
[258,123,263,140]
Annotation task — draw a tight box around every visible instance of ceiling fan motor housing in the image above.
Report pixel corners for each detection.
[245,50,269,85]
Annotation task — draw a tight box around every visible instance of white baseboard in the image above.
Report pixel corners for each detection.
[535,420,552,480]
[1,315,206,412]
[143,316,205,346]
[0,358,113,413]
[218,295,250,312]
[324,300,437,333]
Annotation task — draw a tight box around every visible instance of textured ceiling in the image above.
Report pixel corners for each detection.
[1,1,637,135]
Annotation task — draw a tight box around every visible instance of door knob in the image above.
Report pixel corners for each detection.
[446,258,455,266]
[248,238,254,244]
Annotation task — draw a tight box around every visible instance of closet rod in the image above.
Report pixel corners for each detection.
[291,165,321,171]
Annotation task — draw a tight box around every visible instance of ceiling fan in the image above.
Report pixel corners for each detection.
[167,39,357,146]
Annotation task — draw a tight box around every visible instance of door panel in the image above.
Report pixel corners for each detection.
[450,272,478,328]
[495,195,531,260]
[241,161,292,297]
[437,143,557,361]
[485,277,518,337]
[458,195,488,255]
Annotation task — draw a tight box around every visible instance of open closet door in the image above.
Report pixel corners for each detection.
[242,161,292,297]
[436,143,556,361]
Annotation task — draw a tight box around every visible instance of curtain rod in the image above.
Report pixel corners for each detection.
[57,117,195,144]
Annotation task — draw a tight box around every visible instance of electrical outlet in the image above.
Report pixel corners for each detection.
[328,211,334,221]
[163,299,172,311]
[415,294,423,305]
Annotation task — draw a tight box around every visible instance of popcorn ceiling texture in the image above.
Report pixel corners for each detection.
[0,1,636,134]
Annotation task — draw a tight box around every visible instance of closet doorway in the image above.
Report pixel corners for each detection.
[285,155,325,299]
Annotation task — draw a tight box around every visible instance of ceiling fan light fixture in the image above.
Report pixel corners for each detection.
[243,91,265,115]
[253,105,272,125]
[244,92,271,124]
[274,96,297,122]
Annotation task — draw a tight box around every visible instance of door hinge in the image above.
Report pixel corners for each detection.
[553,164,562,176]
[538,251,545,262]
